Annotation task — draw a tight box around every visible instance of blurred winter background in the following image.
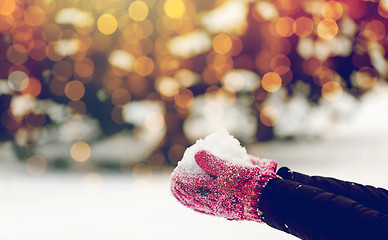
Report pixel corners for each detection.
[0,0,388,239]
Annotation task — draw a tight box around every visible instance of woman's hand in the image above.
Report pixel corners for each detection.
[170,150,277,222]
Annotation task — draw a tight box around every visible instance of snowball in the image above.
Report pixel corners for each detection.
[177,129,254,174]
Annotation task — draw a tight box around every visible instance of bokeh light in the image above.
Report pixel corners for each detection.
[52,61,73,81]
[22,77,41,97]
[275,17,294,37]
[108,49,135,72]
[174,88,194,109]
[222,71,245,92]
[70,141,91,162]
[7,44,28,65]
[0,0,387,173]
[145,112,165,132]
[254,1,278,21]
[74,58,94,82]
[134,56,154,76]
[322,81,343,102]
[65,80,85,101]
[317,19,338,40]
[164,0,185,19]
[112,88,131,107]
[0,0,16,16]
[293,16,313,37]
[8,71,29,91]
[322,1,343,21]
[355,66,378,90]
[97,14,118,35]
[67,100,87,119]
[262,72,282,92]
[212,33,233,55]
[363,20,386,41]
[147,150,166,168]
[260,106,280,127]
[25,111,46,128]
[24,6,46,27]
[155,77,180,98]
[128,1,149,22]
[168,144,186,164]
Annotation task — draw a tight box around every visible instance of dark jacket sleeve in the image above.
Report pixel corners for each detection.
[258,177,388,240]
[277,167,388,214]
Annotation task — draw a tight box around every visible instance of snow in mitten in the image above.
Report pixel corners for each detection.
[170,130,277,222]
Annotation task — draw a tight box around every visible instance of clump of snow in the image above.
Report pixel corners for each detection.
[177,129,253,174]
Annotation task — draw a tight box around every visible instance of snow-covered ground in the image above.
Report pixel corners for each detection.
[0,170,296,240]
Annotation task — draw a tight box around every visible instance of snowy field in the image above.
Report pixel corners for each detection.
[0,170,297,240]
[1,86,388,240]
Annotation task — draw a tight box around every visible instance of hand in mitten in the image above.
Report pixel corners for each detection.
[171,150,277,222]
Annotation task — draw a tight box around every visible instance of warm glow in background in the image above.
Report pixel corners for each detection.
[0,0,387,174]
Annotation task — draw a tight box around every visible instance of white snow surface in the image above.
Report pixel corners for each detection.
[178,129,253,174]
[0,170,297,240]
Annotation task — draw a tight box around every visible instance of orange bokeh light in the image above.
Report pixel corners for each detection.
[24,6,45,27]
[262,72,282,92]
[0,0,16,16]
[7,44,28,65]
[322,81,343,102]
[212,33,233,55]
[322,1,343,21]
[293,16,313,37]
[275,17,294,37]
[111,88,131,107]
[28,40,47,61]
[317,19,338,39]
[74,58,94,82]
[53,60,73,81]
[134,56,154,76]
[363,20,386,41]
[260,106,280,127]
[174,88,194,109]
[270,54,291,75]
[22,77,42,97]
[64,80,85,101]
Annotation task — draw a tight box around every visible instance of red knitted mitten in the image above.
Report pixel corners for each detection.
[171,150,277,222]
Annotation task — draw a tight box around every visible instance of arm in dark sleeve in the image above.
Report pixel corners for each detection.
[258,178,388,240]
[277,167,388,214]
